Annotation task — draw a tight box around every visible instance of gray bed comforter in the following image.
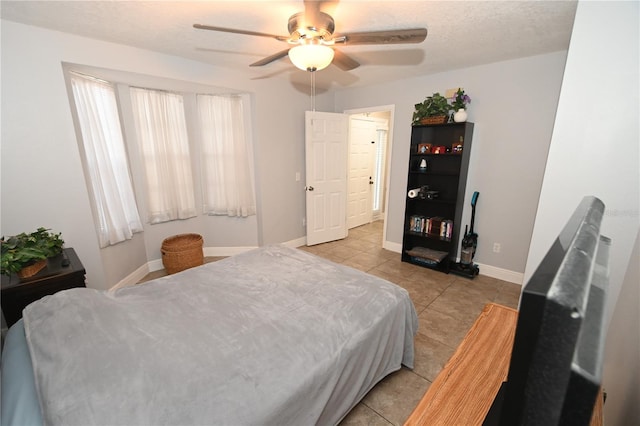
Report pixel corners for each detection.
[23,245,418,426]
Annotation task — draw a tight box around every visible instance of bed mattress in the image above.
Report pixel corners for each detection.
[2,245,418,425]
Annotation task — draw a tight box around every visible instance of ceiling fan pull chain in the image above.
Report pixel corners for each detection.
[310,70,316,112]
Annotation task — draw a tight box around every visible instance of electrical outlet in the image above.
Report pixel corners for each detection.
[295,172,300,182]
[302,218,306,227]
[493,243,501,253]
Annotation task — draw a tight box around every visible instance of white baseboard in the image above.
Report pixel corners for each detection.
[110,263,151,291]
[383,240,522,285]
[203,246,258,257]
[383,240,402,253]
[110,244,269,291]
[475,263,523,285]
[147,258,164,272]
[109,241,524,291]
[282,236,307,248]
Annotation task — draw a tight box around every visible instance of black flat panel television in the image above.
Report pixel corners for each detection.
[484,196,609,426]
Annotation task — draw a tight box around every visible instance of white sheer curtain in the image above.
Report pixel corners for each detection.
[197,94,256,217]
[130,88,197,224]
[70,74,143,248]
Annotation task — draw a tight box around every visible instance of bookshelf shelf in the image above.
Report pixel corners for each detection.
[406,230,453,243]
[407,197,457,205]
[409,171,460,176]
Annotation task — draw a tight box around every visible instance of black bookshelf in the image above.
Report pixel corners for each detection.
[401,122,474,273]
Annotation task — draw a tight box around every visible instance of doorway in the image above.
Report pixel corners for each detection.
[345,106,394,245]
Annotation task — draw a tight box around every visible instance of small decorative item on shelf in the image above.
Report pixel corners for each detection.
[450,88,471,123]
[432,145,447,154]
[1,228,65,278]
[419,159,427,170]
[453,109,468,123]
[424,190,439,200]
[417,143,431,154]
[408,188,421,199]
[452,136,464,153]
[412,93,450,126]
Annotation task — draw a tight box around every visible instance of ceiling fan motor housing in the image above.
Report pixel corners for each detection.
[287,12,335,43]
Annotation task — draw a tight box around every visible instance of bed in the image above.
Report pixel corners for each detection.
[1,244,418,426]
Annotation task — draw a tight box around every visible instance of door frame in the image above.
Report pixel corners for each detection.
[343,105,395,247]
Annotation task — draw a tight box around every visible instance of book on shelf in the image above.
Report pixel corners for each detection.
[440,219,453,239]
[409,215,453,238]
[409,215,427,233]
[429,217,443,235]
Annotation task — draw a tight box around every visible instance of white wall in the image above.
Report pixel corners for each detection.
[524,1,639,423]
[335,52,568,281]
[1,20,331,290]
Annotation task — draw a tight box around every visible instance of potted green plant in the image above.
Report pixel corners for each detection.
[451,88,472,122]
[1,228,64,278]
[412,92,451,125]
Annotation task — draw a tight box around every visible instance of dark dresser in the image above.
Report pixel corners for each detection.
[1,248,86,327]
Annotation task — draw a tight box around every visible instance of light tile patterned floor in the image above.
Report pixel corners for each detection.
[301,221,521,425]
[140,221,521,425]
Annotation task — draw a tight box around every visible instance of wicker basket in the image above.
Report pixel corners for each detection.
[161,233,204,275]
[17,259,47,279]
[420,115,448,125]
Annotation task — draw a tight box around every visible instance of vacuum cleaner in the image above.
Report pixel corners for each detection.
[451,191,480,278]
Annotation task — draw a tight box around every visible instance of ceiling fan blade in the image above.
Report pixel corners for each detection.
[332,49,360,71]
[193,24,289,42]
[250,49,291,67]
[334,28,428,45]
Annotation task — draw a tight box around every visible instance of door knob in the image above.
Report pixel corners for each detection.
[306,186,315,191]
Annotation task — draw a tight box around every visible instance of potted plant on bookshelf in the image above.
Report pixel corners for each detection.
[450,88,471,122]
[412,92,451,125]
[1,228,64,278]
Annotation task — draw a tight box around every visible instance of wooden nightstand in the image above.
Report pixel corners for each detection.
[1,248,86,327]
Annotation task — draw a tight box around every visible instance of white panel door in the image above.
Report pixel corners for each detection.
[305,111,349,246]
[347,118,376,229]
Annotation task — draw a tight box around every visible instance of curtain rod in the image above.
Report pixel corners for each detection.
[68,70,111,85]
[70,71,248,98]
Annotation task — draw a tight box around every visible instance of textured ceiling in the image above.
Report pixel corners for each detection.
[1,0,578,89]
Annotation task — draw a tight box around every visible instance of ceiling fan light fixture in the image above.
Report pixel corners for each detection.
[289,44,334,72]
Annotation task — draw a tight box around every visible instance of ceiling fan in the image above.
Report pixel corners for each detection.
[194,0,427,72]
